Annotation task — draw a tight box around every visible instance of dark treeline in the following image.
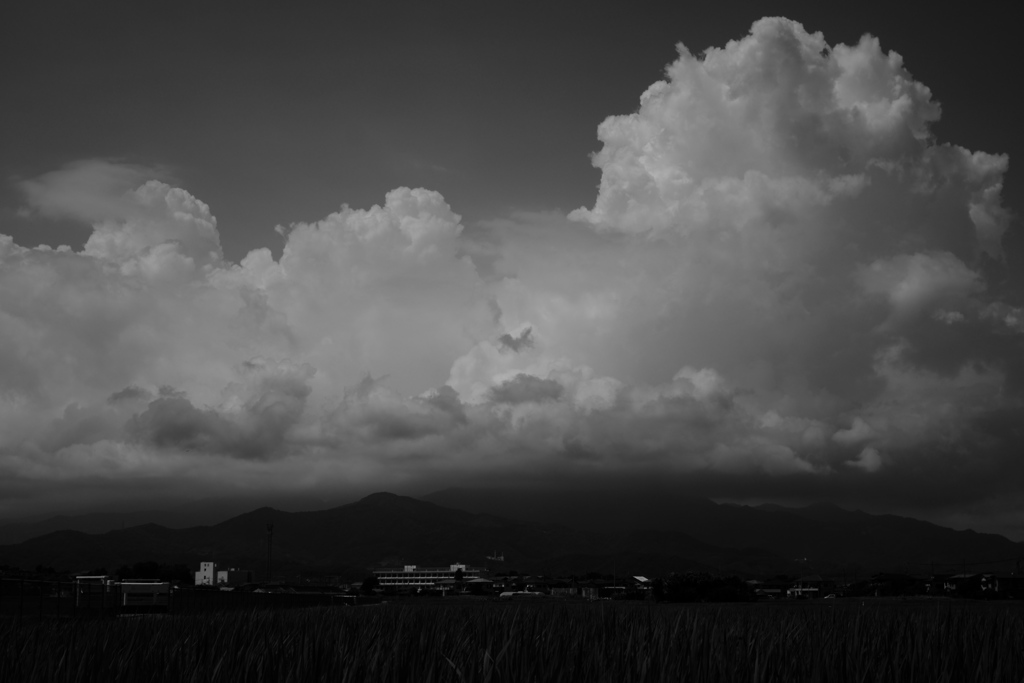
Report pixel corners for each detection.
[0,561,191,583]
[653,573,755,602]
[114,562,192,583]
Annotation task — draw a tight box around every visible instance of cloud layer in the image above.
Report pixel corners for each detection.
[1,18,1020,529]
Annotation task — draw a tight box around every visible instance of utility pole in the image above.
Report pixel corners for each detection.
[266,524,274,583]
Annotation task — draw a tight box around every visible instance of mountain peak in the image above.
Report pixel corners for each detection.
[352,492,436,512]
[359,491,402,501]
[356,492,408,505]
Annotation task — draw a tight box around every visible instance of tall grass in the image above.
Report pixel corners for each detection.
[2,601,1022,682]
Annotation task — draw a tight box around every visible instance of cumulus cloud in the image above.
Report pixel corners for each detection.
[19,160,222,270]
[848,447,883,473]
[448,17,1019,493]
[982,303,1024,333]
[859,251,982,323]
[0,181,494,500]
[1,17,1020,523]
[832,417,876,446]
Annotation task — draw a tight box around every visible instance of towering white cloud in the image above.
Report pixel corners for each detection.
[0,18,1019,521]
[452,17,1018,482]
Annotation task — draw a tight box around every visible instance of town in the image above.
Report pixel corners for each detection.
[4,558,1024,620]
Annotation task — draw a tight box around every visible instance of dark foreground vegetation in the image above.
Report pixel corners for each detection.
[3,600,1023,682]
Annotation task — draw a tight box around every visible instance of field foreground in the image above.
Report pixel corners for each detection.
[2,600,1022,682]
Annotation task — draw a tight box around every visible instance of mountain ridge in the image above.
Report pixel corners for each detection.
[0,492,789,578]
[420,487,1024,573]
[2,491,1021,579]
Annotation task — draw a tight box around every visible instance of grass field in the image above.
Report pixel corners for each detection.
[2,599,1022,682]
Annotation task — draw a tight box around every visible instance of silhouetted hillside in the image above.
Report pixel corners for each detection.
[3,491,1019,579]
[0,494,339,545]
[4,493,756,578]
[421,488,1024,575]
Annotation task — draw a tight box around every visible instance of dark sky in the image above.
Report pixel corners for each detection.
[3,1,1019,260]
[1,1,1023,537]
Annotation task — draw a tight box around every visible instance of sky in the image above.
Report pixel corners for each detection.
[2,1,1022,536]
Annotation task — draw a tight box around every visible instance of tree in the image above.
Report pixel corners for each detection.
[361,574,380,595]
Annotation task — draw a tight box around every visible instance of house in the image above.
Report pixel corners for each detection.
[526,577,554,594]
[489,575,514,592]
[787,575,835,599]
[866,573,922,597]
[575,580,601,600]
[943,573,981,595]
[747,579,788,600]
[992,575,1024,598]
[627,576,653,599]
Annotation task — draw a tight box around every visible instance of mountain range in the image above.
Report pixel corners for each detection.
[1,490,1021,580]
[422,488,1024,575]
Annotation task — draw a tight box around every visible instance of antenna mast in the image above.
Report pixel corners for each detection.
[266,523,274,582]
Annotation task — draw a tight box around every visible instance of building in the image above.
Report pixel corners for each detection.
[787,575,835,599]
[372,563,481,589]
[74,575,113,608]
[992,575,1024,598]
[465,577,495,595]
[216,568,255,586]
[120,581,170,611]
[943,573,980,594]
[747,578,789,600]
[195,562,218,586]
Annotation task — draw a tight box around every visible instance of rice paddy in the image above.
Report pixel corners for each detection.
[2,599,1022,682]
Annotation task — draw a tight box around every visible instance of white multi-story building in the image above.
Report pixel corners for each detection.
[373,563,481,588]
[194,561,218,586]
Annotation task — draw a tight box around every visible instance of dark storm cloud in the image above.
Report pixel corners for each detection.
[108,385,152,404]
[488,374,564,404]
[128,396,234,453]
[497,327,534,353]
[125,363,314,460]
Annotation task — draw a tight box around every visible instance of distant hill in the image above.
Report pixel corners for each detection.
[3,490,1021,580]
[420,488,1024,576]
[0,494,340,545]
[0,510,211,546]
[0,492,795,579]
